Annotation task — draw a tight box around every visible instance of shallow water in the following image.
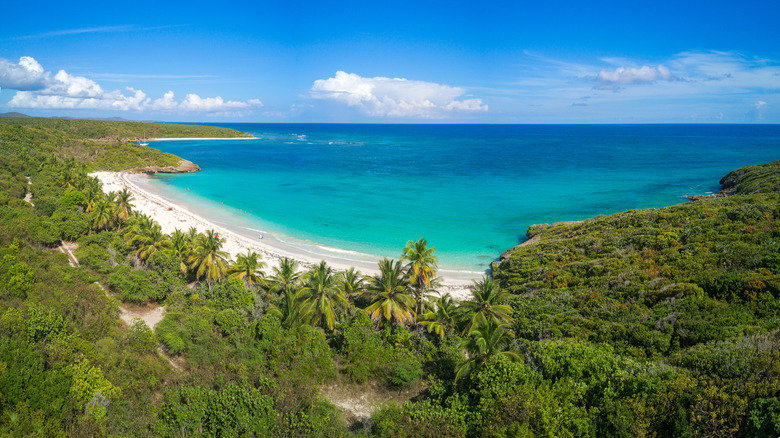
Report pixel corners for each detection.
[145,124,780,272]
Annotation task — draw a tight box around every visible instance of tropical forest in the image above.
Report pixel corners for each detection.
[0,117,778,437]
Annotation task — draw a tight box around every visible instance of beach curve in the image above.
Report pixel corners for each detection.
[91,171,476,300]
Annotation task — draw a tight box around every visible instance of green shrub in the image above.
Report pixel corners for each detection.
[745,397,780,438]
[33,198,57,217]
[388,350,423,389]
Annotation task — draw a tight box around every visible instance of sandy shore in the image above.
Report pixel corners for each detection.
[149,137,256,141]
[91,171,476,299]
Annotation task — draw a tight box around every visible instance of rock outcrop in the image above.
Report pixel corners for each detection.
[125,159,201,174]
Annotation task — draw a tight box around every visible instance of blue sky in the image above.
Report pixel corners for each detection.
[1,0,778,123]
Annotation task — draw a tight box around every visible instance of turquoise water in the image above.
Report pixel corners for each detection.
[145,124,780,273]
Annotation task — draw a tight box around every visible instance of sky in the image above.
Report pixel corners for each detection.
[1,0,779,123]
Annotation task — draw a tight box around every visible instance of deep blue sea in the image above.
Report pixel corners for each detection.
[144,124,780,273]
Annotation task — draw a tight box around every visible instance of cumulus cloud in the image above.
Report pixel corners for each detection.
[0,56,48,91]
[311,71,486,117]
[597,65,674,84]
[1,56,263,113]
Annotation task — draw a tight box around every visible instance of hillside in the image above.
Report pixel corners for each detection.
[0,116,251,141]
[0,117,247,173]
[0,118,777,437]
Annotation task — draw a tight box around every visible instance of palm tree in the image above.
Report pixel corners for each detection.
[418,293,458,339]
[229,250,267,290]
[400,238,439,315]
[268,288,312,331]
[168,228,191,274]
[188,230,230,288]
[364,258,416,328]
[58,157,78,188]
[127,221,171,263]
[113,188,134,224]
[186,226,200,243]
[91,198,114,231]
[84,182,102,213]
[455,322,520,381]
[268,257,302,296]
[459,276,514,335]
[339,267,365,302]
[297,261,349,331]
[124,213,155,244]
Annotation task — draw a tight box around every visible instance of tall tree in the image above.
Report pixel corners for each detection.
[365,258,416,328]
[400,238,439,315]
[267,288,310,331]
[229,250,266,290]
[418,293,458,339]
[168,228,191,274]
[83,182,101,213]
[129,223,171,263]
[91,198,114,231]
[113,188,134,224]
[297,261,349,331]
[339,267,365,303]
[458,276,513,335]
[268,257,302,296]
[455,322,520,382]
[188,230,230,288]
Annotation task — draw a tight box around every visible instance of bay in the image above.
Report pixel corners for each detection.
[143,124,780,273]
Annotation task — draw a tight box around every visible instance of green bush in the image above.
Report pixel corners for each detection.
[33,198,58,217]
[388,350,423,389]
[745,397,780,438]
[51,208,90,240]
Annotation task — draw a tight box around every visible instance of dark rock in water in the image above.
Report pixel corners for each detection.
[126,160,201,174]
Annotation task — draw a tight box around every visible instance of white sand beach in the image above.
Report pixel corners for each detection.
[91,171,477,299]
[149,137,257,141]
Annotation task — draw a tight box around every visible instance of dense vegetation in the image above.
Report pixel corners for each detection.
[0,117,251,142]
[0,118,777,437]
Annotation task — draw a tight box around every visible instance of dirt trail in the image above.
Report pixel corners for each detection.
[320,380,425,428]
[58,242,80,267]
[24,176,34,206]
[59,241,181,370]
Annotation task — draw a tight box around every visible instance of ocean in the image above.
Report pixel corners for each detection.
[143,124,780,274]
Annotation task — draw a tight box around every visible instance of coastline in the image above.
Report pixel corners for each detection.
[91,171,476,299]
[149,137,256,141]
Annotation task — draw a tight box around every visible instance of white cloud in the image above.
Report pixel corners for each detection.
[1,56,263,114]
[0,56,48,91]
[597,65,674,84]
[311,71,487,118]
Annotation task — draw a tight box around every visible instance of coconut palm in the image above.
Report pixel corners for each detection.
[459,276,514,335]
[58,158,78,188]
[84,183,102,213]
[455,322,520,381]
[268,288,311,331]
[268,257,302,296]
[130,223,171,262]
[124,213,156,244]
[230,250,267,290]
[297,261,349,331]
[91,198,114,231]
[188,230,230,288]
[364,258,416,328]
[400,238,439,315]
[168,228,191,274]
[113,188,134,224]
[418,293,458,339]
[339,267,365,302]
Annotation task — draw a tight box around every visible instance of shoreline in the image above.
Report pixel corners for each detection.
[91,171,476,299]
[148,137,256,141]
